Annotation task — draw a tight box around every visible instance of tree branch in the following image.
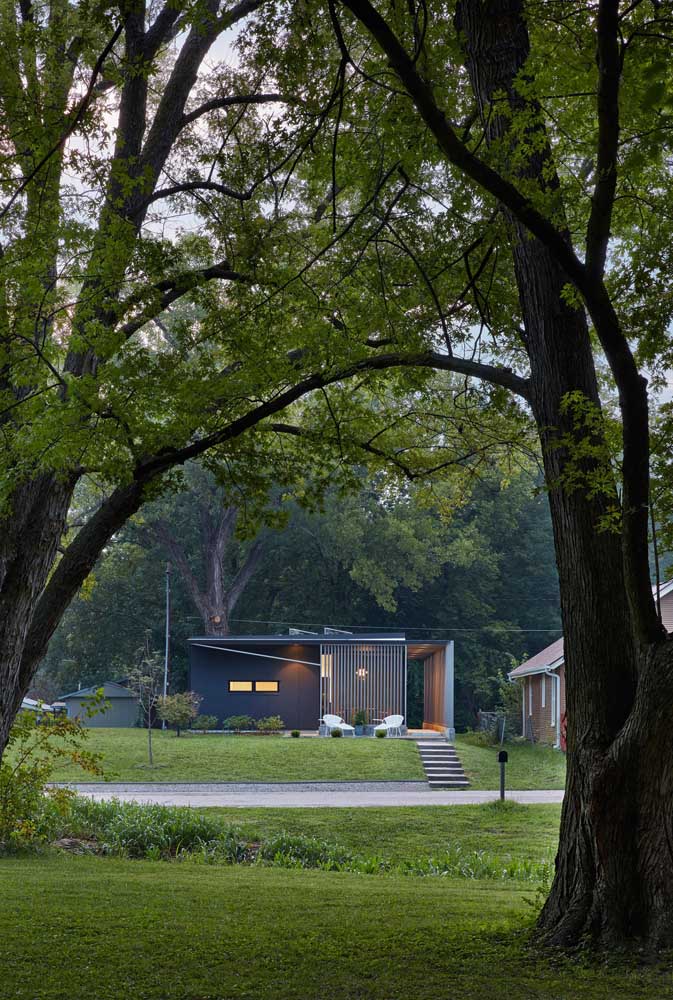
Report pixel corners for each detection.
[226,539,264,614]
[139,0,267,187]
[181,93,294,130]
[337,0,589,290]
[117,260,249,341]
[585,0,622,280]
[144,2,184,61]
[151,519,209,621]
[137,349,530,480]
[142,179,252,207]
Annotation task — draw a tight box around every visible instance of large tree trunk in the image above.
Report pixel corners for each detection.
[0,475,75,754]
[456,0,673,949]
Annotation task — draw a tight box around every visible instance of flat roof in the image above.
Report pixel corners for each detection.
[188,633,450,659]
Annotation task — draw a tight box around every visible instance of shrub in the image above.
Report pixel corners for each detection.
[192,714,218,733]
[256,715,285,733]
[352,710,367,727]
[290,730,300,738]
[257,833,354,871]
[0,706,104,852]
[375,728,386,738]
[222,715,254,732]
[330,727,343,738]
[156,691,202,736]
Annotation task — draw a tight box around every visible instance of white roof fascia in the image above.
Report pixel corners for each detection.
[508,659,563,680]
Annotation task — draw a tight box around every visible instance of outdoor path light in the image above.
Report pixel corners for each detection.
[498,749,508,801]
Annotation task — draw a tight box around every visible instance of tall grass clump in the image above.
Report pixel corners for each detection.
[66,798,247,860]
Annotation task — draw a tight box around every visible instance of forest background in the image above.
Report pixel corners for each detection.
[37,465,562,731]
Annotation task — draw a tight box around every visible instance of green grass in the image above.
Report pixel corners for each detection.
[42,727,568,787]
[455,734,567,790]
[204,802,561,864]
[45,728,425,783]
[0,853,667,999]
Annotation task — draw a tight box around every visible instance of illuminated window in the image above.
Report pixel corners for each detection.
[255,681,279,693]
[229,681,253,692]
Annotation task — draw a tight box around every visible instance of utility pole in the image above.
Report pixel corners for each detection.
[162,562,171,728]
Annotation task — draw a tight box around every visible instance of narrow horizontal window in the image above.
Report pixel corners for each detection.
[229,681,253,692]
[255,681,279,693]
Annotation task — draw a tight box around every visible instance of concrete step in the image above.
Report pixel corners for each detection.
[416,740,469,788]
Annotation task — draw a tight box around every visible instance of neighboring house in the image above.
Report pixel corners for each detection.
[508,637,565,748]
[509,581,673,748]
[188,630,455,735]
[58,681,139,727]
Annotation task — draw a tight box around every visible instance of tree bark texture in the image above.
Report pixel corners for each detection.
[455,0,673,949]
[0,475,75,756]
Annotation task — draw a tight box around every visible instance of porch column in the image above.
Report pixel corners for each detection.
[444,641,455,742]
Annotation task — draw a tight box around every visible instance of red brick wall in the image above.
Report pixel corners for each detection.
[522,668,563,746]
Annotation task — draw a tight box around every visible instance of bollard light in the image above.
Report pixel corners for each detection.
[497,749,508,801]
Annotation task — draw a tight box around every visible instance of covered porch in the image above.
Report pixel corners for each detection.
[319,639,454,738]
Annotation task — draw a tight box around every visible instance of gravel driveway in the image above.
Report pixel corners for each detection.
[52,780,564,807]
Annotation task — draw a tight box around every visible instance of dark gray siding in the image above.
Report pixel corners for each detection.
[189,643,320,730]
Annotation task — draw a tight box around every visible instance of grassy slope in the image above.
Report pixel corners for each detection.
[44,727,567,787]
[1,854,665,1000]
[455,735,567,790]
[46,729,425,783]
[205,802,562,863]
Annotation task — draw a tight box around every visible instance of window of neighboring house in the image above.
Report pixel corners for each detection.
[541,675,546,708]
[551,675,557,725]
[528,679,533,715]
[229,681,253,692]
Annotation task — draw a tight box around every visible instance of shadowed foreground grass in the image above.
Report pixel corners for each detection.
[0,853,667,1000]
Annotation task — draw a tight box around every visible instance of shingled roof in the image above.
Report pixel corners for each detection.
[508,636,564,679]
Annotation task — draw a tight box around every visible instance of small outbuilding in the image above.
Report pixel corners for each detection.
[58,681,139,728]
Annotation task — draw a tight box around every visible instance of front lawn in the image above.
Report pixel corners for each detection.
[44,728,425,783]
[455,734,567,790]
[41,728,567,787]
[0,853,666,999]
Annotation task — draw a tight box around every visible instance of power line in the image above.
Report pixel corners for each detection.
[227,616,563,634]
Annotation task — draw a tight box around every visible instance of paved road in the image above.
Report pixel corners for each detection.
[55,781,564,807]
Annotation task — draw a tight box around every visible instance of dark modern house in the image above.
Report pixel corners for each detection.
[58,681,139,727]
[188,631,455,736]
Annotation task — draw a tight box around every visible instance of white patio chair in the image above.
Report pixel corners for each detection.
[373,714,404,737]
[320,713,355,735]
